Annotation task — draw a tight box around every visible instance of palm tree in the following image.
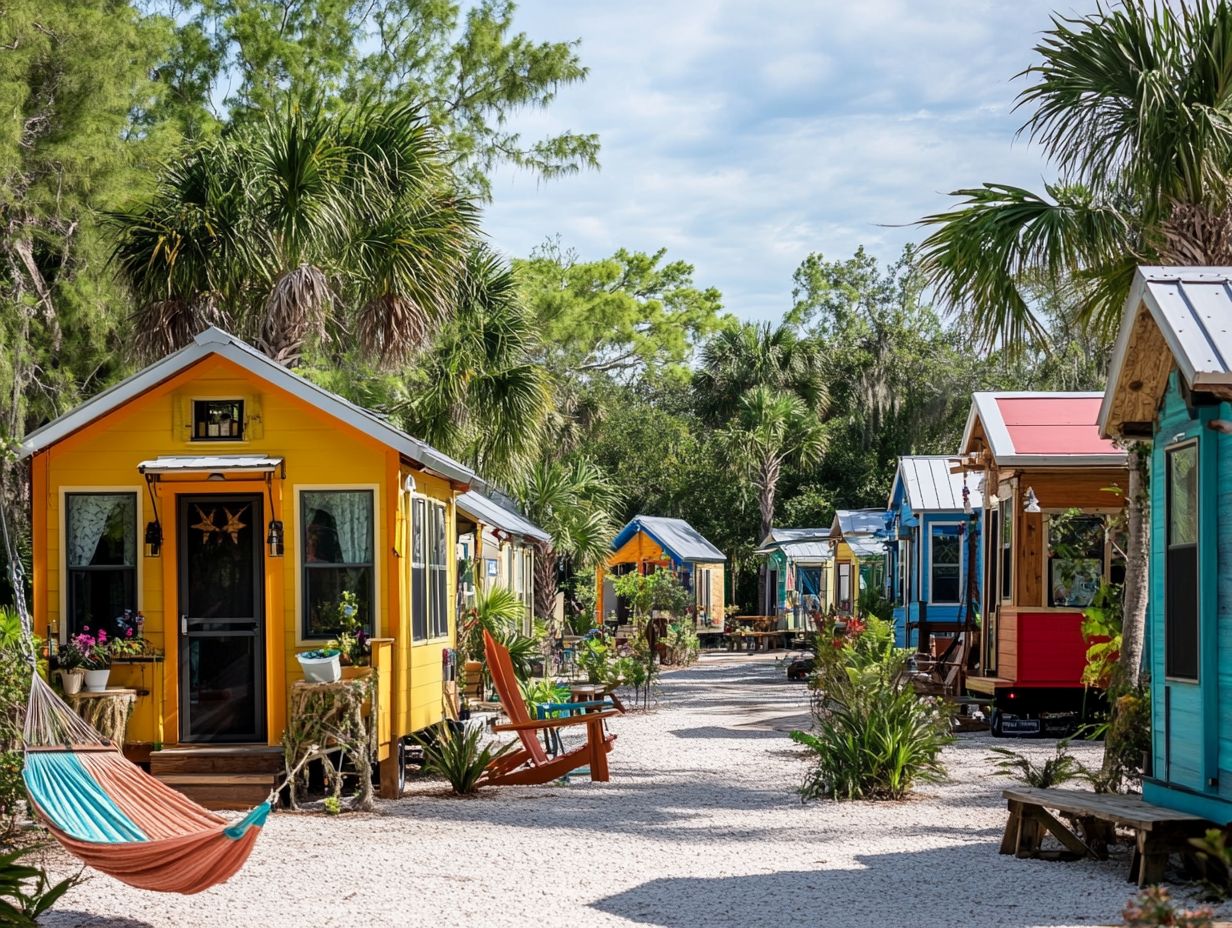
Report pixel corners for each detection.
[722,385,829,544]
[917,1,1232,691]
[403,247,552,486]
[516,459,622,622]
[109,99,478,366]
[693,322,828,425]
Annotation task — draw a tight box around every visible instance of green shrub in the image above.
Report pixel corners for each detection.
[991,740,1083,789]
[0,606,31,840]
[792,651,951,800]
[1122,886,1213,928]
[416,722,516,796]
[520,678,570,715]
[0,846,79,926]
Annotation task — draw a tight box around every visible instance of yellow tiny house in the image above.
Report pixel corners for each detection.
[19,328,474,795]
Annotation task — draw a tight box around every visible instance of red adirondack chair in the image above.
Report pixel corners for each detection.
[482,629,619,785]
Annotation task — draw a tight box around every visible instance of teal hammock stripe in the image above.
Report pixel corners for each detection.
[23,752,148,844]
[224,802,272,840]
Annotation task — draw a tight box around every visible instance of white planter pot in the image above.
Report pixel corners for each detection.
[297,650,341,683]
[59,669,85,696]
[83,668,111,692]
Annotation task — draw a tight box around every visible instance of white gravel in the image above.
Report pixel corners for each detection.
[37,652,1228,928]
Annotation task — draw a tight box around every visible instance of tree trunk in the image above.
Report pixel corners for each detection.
[1119,444,1149,690]
[756,465,778,616]
[533,542,557,625]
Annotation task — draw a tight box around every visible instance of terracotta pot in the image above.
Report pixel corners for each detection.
[59,669,84,695]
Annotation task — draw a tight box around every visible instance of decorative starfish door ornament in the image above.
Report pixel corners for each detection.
[191,507,220,543]
[222,505,248,544]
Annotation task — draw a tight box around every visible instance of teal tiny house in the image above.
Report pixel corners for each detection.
[886,456,982,650]
[1100,266,1232,824]
[756,528,831,628]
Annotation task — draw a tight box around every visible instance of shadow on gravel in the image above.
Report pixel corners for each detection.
[590,845,1132,928]
[668,725,785,740]
[40,913,155,928]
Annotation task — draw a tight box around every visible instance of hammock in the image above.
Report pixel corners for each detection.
[3,503,277,895]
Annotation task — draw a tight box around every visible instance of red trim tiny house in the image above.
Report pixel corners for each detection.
[959,393,1127,733]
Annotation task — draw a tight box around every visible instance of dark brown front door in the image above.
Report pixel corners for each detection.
[178,494,265,743]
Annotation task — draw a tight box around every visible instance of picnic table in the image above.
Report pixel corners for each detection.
[1001,786,1214,886]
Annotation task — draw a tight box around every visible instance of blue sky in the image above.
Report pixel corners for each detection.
[483,1,1085,321]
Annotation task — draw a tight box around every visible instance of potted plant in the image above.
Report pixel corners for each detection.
[73,628,112,692]
[57,636,86,695]
[297,647,342,683]
[327,591,370,668]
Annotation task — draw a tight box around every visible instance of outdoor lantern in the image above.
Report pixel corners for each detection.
[266,519,285,557]
[144,520,162,557]
[1023,486,1041,514]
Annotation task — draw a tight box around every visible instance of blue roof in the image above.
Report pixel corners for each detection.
[611,515,726,563]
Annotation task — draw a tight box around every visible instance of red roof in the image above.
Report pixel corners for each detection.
[996,396,1118,456]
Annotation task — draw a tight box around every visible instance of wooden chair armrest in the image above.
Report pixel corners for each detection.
[493,710,620,732]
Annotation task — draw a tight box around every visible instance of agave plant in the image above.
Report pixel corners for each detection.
[416,722,515,796]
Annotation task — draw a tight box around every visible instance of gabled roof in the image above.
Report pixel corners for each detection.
[1100,266,1232,437]
[889,455,982,512]
[756,527,830,562]
[456,488,549,545]
[829,508,885,540]
[961,392,1124,467]
[18,327,475,485]
[611,515,726,563]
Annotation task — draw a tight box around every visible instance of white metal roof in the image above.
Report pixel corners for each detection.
[19,327,476,485]
[890,455,981,512]
[614,515,726,563]
[1100,266,1232,434]
[756,528,831,562]
[137,455,284,475]
[830,508,885,539]
[456,489,550,545]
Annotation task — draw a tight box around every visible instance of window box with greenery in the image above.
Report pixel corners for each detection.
[302,490,375,641]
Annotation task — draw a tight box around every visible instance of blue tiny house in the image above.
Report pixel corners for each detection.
[886,456,983,649]
[1100,266,1232,824]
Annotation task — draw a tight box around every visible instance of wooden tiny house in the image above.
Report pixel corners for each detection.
[960,392,1126,734]
[596,516,726,633]
[886,456,982,649]
[1100,266,1232,824]
[18,327,476,798]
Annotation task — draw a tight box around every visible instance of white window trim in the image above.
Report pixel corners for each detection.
[927,521,964,606]
[409,491,450,643]
[294,483,381,646]
[58,486,143,644]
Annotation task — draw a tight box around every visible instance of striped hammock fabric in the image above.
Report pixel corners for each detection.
[22,673,271,895]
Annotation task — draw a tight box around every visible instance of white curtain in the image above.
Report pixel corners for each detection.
[68,494,135,566]
[305,491,373,564]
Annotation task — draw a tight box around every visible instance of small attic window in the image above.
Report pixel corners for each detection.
[192,399,244,440]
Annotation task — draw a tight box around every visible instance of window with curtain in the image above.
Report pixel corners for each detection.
[930,524,962,604]
[1166,444,1199,679]
[66,493,137,637]
[429,502,448,639]
[411,497,427,641]
[301,490,374,639]
[1046,513,1105,608]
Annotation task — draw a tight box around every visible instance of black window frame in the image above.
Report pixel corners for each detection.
[429,501,449,639]
[1165,442,1199,681]
[929,523,963,605]
[300,489,375,640]
[1045,512,1108,608]
[65,491,138,638]
[411,497,428,641]
[192,399,245,441]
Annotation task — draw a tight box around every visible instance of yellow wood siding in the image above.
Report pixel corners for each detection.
[32,354,456,750]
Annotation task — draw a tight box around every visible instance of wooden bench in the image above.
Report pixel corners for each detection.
[1002,786,1213,886]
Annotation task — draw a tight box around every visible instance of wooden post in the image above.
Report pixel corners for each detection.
[587,716,609,782]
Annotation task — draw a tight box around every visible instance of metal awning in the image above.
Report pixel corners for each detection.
[137,455,285,476]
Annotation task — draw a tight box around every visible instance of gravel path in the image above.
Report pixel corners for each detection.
[38,653,1226,928]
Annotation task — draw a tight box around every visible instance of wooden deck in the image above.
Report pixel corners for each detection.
[964,675,1010,696]
[1001,786,1213,886]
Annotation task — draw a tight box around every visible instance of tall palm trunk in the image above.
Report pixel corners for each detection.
[1119,445,1149,689]
[533,541,557,624]
[756,457,779,615]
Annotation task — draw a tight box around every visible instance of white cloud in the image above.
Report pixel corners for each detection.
[482,0,1078,319]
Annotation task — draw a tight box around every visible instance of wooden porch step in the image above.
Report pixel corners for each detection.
[158,774,276,787]
[150,744,283,776]
[154,771,280,811]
